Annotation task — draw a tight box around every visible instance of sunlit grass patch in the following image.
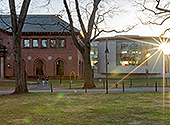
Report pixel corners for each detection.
[0,92,170,124]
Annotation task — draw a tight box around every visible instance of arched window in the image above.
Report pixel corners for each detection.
[36,60,44,75]
[56,60,64,75]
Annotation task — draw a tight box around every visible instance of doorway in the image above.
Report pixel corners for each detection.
[56,60,64,75]
[36,60,44,75]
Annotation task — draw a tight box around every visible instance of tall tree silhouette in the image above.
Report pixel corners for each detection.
[9,0,31,94]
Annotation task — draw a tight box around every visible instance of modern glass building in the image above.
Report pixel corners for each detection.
[93,35,169,77]
[116,40,153,66]
[90,42,98,72]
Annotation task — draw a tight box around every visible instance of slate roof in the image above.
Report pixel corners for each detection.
[0,14,79,33]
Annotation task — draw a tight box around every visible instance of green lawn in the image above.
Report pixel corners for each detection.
[49,78,170,89]
[0,82,15,87]
[0,92,170,124]
[0,78,170,90]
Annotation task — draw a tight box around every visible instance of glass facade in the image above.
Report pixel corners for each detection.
[116,41,152,66]
[90,42,98,72]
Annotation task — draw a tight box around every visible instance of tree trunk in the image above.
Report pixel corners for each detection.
[12,33,28,94]
[83,48,96,89]
[8,0,31,94]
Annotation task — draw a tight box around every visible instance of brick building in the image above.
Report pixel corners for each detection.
[0,15,83,79]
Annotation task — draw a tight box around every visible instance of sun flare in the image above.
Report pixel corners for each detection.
[110,36,170,123]
[159,42,170,54]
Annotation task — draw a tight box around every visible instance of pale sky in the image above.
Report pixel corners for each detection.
[0,0,170,38]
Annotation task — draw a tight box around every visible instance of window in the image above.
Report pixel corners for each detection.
[59,39,65,48]
[116,41,151,66]
[56,60,64,75]
[24,39,30,47]
[0,39,2,45]
[42,39,47,47]
[33,39,39,47]
[50,39,56,47]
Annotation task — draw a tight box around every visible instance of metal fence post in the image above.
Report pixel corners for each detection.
[69,80,72,89]
[130,79,132,87]
[50,82,53,93]
[123,81,125,92]
[146,69,149,86]
[155,81,157,92]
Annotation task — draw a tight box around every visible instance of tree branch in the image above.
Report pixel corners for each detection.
[0,15,12,30]
[137,3,165,15]
[138,15,170,25]
[75,0,87,37]
[40,0,51,7]
[159,27,170,37]
[90,24,137,42]
[156,0,170,13]
[63,0,85,54]
[9,0,18,34]
[87,0,101,40]
[18,0,31,33]
[93,6,119,38]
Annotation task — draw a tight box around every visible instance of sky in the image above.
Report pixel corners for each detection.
[0,0,170,38]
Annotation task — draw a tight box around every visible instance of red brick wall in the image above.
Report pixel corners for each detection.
[0,31,84,79]
[0,31,14,78]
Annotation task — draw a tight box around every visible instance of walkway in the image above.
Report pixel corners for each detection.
[1,79,170,95]
[1,85,170,95]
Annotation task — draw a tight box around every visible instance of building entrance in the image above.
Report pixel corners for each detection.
[36,60,44,75]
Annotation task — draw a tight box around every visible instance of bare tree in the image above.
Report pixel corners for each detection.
[63,0,135,89]
[138,0,170,37]
[9,0,31,94]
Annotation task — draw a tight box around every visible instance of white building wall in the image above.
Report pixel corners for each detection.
[98,39,164,74]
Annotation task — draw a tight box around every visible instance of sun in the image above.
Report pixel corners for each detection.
[159,42,170,55]
[106,36,169,123]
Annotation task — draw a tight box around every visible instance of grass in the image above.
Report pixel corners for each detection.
[27,79,88,84]
[0,81,34,91]
[0,78,170,90]
[51,78,170,89]
[0,82,15,87]
[0,92,170,124]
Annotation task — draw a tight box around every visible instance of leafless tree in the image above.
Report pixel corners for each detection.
[8,0,31,94]
[63,0,135,89]
[137,0,170,37]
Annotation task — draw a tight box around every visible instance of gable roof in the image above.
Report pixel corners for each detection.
[0,14,79,33]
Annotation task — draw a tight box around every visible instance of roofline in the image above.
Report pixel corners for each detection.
[0,28,81,36]
[93,35,169,42]
[0,14,80,33]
